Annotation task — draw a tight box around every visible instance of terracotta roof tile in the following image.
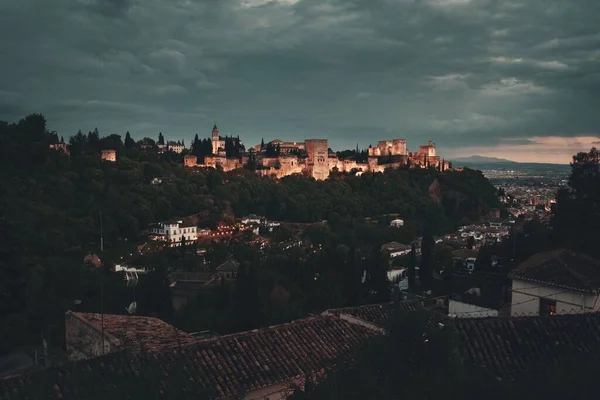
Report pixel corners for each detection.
[454,313,600,380]
[0,316,378,400]
[324,301,420,328]
[509,249,600,294]
[68,312,198,353]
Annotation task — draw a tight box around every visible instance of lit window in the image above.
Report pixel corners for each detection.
[539,298,557,316]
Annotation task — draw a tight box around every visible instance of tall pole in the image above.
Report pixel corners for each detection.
[100,209,105,354]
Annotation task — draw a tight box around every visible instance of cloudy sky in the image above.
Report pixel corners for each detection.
[1,0,600,163]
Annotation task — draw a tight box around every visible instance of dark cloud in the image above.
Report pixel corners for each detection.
[1,0,600,161]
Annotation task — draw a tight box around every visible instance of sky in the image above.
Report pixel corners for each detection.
[1,0,600,163]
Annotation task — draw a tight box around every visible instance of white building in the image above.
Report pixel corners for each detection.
[149,220,197,246]
[381,241,411,258]
[167,142,185,153]
[241,214,262,225]
[449,300,498,318]
[509,249,600,316]
[390,219,404,228]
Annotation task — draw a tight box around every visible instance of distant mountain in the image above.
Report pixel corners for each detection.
[451,155,518,164]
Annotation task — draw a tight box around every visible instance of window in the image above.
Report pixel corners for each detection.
[539,298,557,316]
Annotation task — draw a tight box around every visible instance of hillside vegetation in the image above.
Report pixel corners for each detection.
[0,114,499,353]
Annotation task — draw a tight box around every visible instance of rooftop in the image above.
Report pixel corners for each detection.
[509,249,600,294]
[454,312,600,380]
[67,312,198,353]
[168,271,213,283]
[216,259,239,272]
[1,315,379,399]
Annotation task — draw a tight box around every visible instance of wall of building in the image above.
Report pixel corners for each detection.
[65,313,115,361]
[184,155,197,167]
[101,150,116,162]
[448,300,499,318]
[305,139,329,180]
[510,279,599,316]
[168,144,184,153]
[392,139,407,155]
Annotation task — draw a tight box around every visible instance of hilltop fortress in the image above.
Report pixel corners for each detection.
[185,124,450,180]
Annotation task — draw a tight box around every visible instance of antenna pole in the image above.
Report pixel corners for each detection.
[100,209,104,253]
[100,209,105,354]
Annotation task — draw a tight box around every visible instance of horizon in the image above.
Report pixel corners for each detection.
[2,0,600,164]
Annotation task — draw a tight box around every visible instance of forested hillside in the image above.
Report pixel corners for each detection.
[0,114,499,354]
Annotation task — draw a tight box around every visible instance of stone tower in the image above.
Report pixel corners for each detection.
[211,124,225,155]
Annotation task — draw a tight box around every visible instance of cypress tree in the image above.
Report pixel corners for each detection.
[420,232,435,291]
[408,243,416,291]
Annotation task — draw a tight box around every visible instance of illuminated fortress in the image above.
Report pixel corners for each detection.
[186,125,450,180]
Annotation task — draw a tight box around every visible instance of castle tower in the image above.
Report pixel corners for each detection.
[211,124,225,155]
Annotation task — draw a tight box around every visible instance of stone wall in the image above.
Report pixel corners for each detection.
[184,155,197,167]
[305,139,329,180]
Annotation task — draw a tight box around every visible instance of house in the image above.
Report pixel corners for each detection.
[7,302,600,398]
[184,155,197,167]
[101,149,116,162]
[390,219,404,227]
[167,141,184,153]
[454,313,600,380]
[49,142,69,154]
[215,259,239,280]
[64,312,197,361]
[168,272,214,310]
[241,214,262,225]
[149,220,197,246]
[447,271,508,318]
[509,249,600,316]
[381,241,411,258]
[5,313,380,399]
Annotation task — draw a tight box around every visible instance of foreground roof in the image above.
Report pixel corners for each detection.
[509,249,600,294]
[324,302,413,328]
[67,312,198,353]
[454,312,600,380]
[0,315,379,400]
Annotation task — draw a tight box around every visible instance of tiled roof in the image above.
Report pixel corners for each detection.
[0,316,379,400]
[454,313,600,380]
[324,301,419,328]
[168,271,213,283]
[509,249,600,294]
[68,312,198,353]
[216,259,239,272]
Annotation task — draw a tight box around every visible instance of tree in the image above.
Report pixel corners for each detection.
[158,132,165,145]
[420,232,435,291]
[124,131,135,149]
[466,235,475,250]
[552,148,600,257]
[408,243,416,291]
[365,248,390,303]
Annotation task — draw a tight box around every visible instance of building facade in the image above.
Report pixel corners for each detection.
[101,149,117,162]
[188,125,453,180]
[149,220,198,246]
[509,250,600,316]
[167,141,185,153]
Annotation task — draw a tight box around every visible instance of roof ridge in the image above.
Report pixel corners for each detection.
[560,250,600,291]
[193,315,336,344]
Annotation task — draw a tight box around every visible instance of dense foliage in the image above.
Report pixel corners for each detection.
[0,114,498,355]
[552,147,600,258]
